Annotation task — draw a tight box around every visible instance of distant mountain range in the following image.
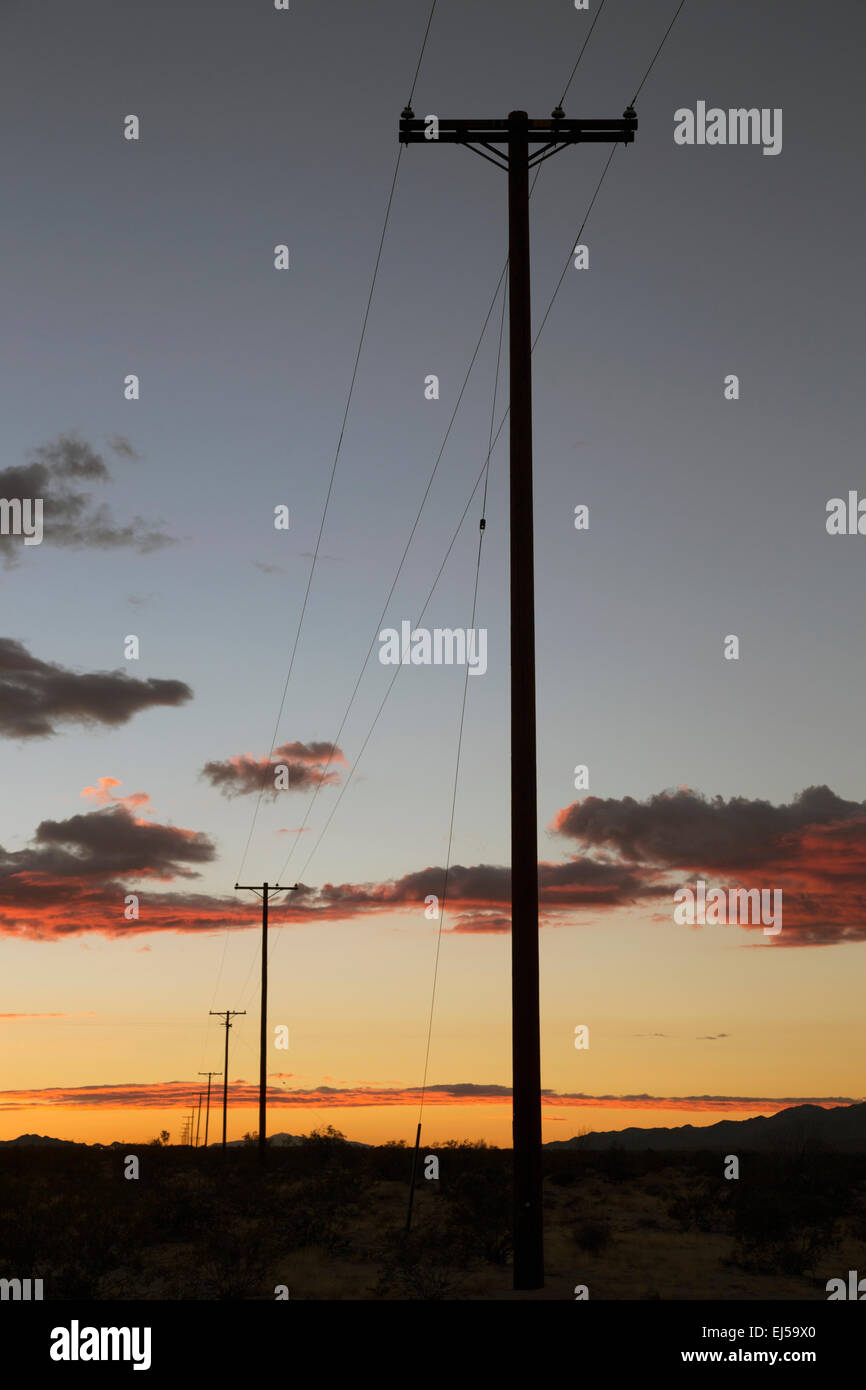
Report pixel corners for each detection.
[4,1104,866,1153]
[546,1102,866,1153]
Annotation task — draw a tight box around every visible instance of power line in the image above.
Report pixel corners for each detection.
[239,145,618,1008]
[417,279,508,1130]
[407,280,508,1234]
[557,0,611,108]
[272,257,509,884]
[408,0,438,108]
[268,14,619,894]
[234,0,441,888]
[278,142,622,898]
[198,0,444,1056]
[631,0,688,104]
[234,145,404,885]
[232,0,687,1007]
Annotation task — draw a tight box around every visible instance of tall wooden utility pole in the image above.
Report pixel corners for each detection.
[234,882,298,1158]
[399,103,637,1290]
[209,1010,245,1150]
[198,1070,221,1150]
[194,1092,203,1149]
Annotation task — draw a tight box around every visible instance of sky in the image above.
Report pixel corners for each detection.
[1,0,864,1146]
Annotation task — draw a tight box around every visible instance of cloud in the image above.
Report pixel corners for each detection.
[0,804,687,943]
[253,562,285,575]
[0,432,176,566]
[106,436,141,461]
[81,778,151,812]
[697,1033,730,1041]
[201,740,347,799]
[278,856,669,934]
[0,1080,856,1114]
[7,783,865,947]
[0,637,192,739]
[551,786,866,946]
[0,1012,95,1021]
[1,804,213,881]
[0,803,236,940]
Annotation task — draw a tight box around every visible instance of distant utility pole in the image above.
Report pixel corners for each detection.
[399,103,638,1291]
[234,881,298,1158]
[194,1093,203,1149]
[198,1071,221,1150]
[209,1010,246,1150]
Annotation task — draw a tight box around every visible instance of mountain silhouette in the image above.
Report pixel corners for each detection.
[545,1102,866,1152]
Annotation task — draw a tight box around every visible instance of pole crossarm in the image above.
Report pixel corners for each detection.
[234,883,298,894]
[399,108,637,169]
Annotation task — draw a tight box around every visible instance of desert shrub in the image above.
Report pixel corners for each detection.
[731,1165,842,1276]
[372,1225,468,1300]
[443,1168,512,1265]
[574,1219,612,1255]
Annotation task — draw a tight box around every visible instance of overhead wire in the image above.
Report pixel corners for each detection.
[199,0,440,1072]
[416,277,508,1129]
[233,0,691,1014]
[242,8,623,1003]
[631,0,687,104]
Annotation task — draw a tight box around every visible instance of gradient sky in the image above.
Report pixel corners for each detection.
[1,0,864,1146]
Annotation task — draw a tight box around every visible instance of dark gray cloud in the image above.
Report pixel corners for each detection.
[0,804,214,883]
[552,786,866,945]
[0,433,176,566]
[552,785,866,871]
[0,636,192,739]
[201,740,346,798]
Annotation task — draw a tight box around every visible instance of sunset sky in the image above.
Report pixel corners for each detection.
[1,0,864,1147]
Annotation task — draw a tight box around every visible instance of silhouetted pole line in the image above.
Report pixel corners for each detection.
[405,1121,423,1232]
[399,103,637,1292]
[209,1011,246,1150]
[235,882,298,1158]
[198,1071,221,1150]
[195,1093,203,1149]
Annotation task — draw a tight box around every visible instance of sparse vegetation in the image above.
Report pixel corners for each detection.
[1,1139,864,1299]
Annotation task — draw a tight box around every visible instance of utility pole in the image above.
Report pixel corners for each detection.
[209,1010,246,1150]
[198,1070,221,1150]
[195,1092,203,1149]
[234,881,298,1159]
[399,103,637,1291]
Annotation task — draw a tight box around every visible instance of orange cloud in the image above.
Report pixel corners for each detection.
[0,1011,96,1021]
[82,778,151,814]
[0,1080,855,1114]
[6,785,866,947]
